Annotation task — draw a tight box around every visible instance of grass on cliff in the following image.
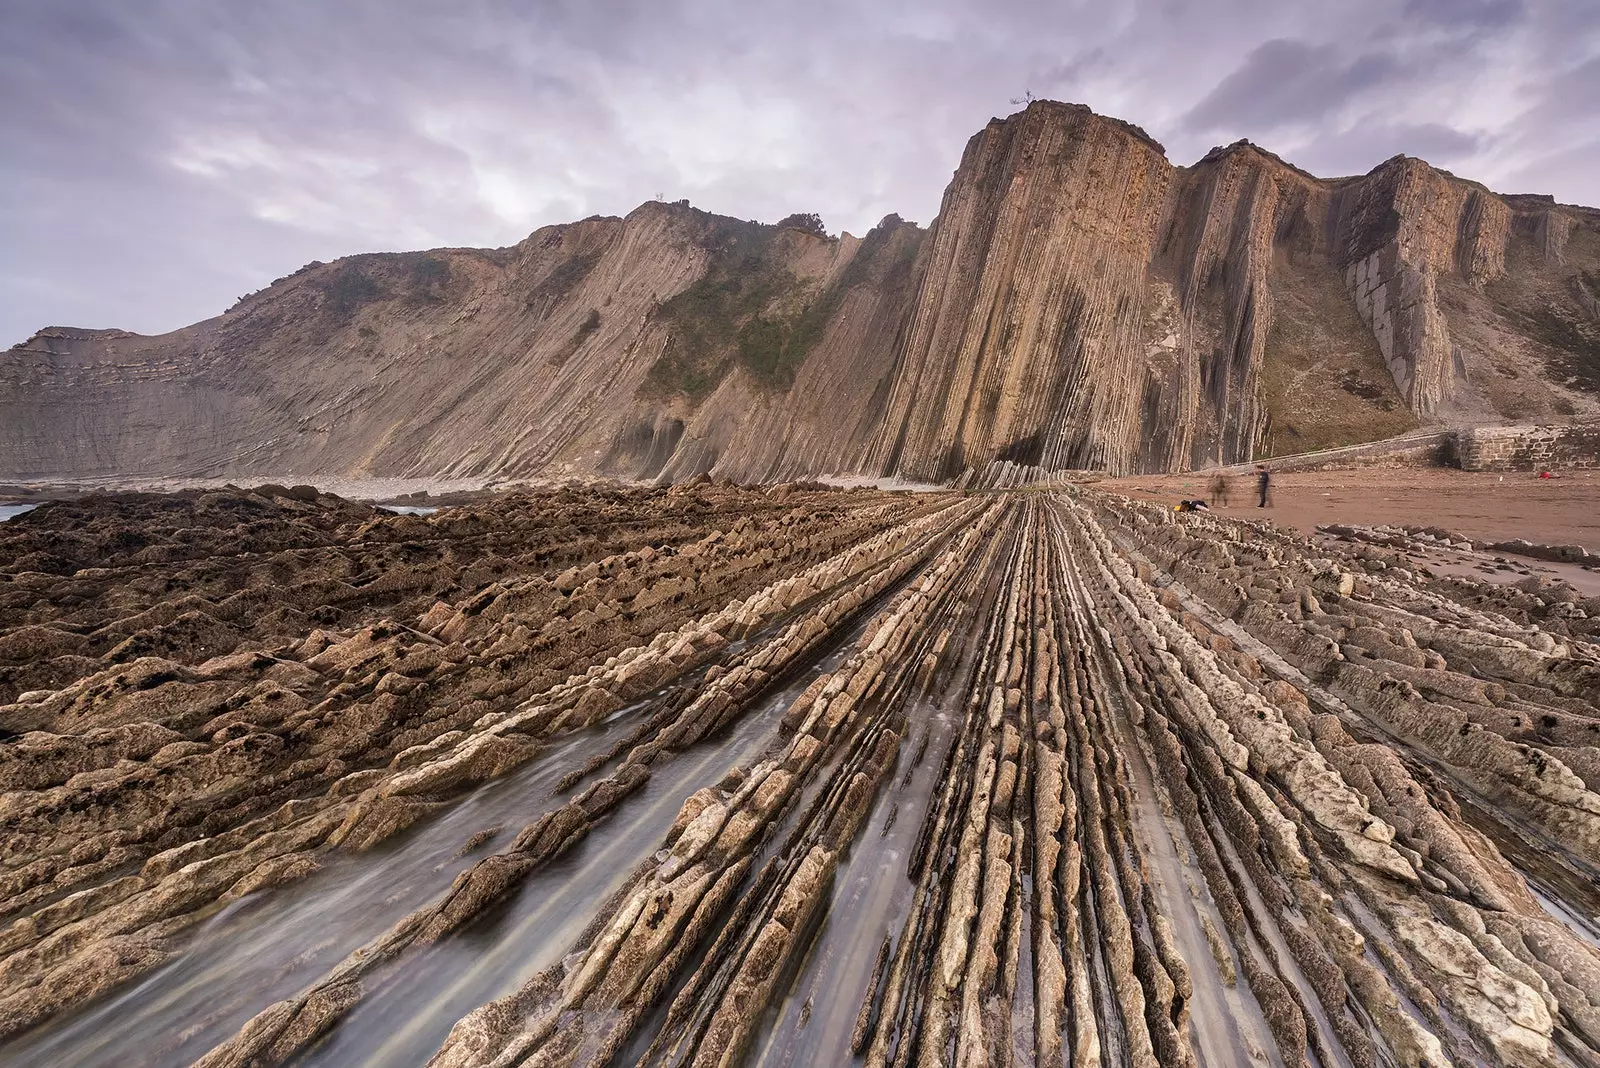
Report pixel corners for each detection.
[548,309,602,369]
[405,255,450,304]
[737,219,918,389]
[526,251,601,317]
[1502,302,1600,395]
[644,215,915,401]
[736,297,837,389]
[1257,256,1417,456]
[644,219,816,398]
[316,264,386,325]
[312,254,456,326]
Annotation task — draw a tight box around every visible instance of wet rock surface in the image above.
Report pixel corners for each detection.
[2,485,1598,1068]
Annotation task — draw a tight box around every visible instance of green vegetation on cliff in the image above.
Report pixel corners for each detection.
[644,218,803,399]
[644,213,917,400]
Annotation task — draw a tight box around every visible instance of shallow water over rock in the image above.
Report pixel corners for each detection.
[2,484,1598,1067]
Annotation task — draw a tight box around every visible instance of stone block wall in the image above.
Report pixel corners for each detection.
[1454,423,1600,471]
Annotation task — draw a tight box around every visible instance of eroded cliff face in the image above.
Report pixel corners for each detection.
[864,105,1175,479]
[1334,157,1506,415]
[614,215,927,484]
[4,101,1599,483]
[866,102,1600,477]
[1,206,709,480]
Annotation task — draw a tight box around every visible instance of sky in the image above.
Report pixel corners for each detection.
[3,0,1598,346]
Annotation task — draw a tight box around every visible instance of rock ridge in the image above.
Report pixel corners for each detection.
[3,101,1598,483]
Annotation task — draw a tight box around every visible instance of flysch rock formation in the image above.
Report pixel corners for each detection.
[1,483,1599,1068]
[4,100,1600,485]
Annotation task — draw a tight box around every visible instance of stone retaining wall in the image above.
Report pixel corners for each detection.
[1227,430,1454,474]
[1453,423,1600,471]
[1274,433,1453,472]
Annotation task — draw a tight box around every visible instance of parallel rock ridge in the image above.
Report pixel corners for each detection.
[4,100,1600,481]
[2,485,1599,1067]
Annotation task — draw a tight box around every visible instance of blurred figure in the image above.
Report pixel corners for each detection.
[1208,471,1231,507]
[1256,464,1272,507]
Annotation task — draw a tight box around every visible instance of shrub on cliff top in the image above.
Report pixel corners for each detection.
[776,212,827,237]
[317,264,385,324]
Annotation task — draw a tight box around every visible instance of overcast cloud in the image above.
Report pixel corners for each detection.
[3,0,1597,345]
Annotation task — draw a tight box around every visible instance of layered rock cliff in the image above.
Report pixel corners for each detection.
[4,101,1599,483]
[868,105,1599,478]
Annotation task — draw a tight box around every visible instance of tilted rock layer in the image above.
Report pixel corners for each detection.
[2,485,1599,1068]
[5,101,1600,481]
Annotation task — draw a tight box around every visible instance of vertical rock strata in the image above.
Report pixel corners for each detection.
[1336,160,1512,415]
[864,105,1174,478]
[867,103,1594,478]
[1,486,1599,1065]
[4,102,1599,483]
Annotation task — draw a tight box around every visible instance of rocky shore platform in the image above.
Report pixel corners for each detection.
[1,483,1598,1067]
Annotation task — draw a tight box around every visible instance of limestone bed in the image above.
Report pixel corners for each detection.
[1,483,1598,1067]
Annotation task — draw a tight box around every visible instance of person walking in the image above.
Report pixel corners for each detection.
[1256,464,1272,508]
[1208,471,1231,507]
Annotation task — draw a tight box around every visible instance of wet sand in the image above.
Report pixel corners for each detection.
[1098,467,1600,547]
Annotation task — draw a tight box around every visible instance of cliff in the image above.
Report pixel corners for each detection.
[4,101,1599,482]
[868,105,1599,477]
